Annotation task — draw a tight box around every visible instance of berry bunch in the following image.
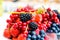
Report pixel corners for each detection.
[46,23,60,33]
[3,6,60,40]
[27,30,46,40]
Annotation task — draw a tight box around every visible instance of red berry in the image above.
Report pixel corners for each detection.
[31,16,35,21]
[38,24,40,27]
[47,23,51,27]
[16,8,21,12]
[42,13,46,18]
[16,18,20,22]
[12,37,17,40]
[35,28,39,35]
[6,19,12,23]
[4,29,11,39]
[23,22,27,26]
[55,18,59,23]
[10,14,19,20]
[23,34,27,37]
[7,23,12,28]
[18,34,26,40]
[12,23,18,29]
[43,18,47,21]
[22,26,26,31]
[10,27,19,37]
[27,21,31,24]
[17,21,22,26]
[39,24,43,30]
[52,11,57,17]
[47,8,51,12]
[38,21,41,25]
[24,8,29,12]
[18,26,22,30]
[21,8,25,11]
[24,31,28,35]
[25,5,33,10]
[35,14,42,22]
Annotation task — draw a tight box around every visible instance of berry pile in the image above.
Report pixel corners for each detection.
[3,6,60,40]
[47,23,60,33]
[27,30,46,40]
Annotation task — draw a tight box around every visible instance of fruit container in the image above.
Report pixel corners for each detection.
[3,5,60,40]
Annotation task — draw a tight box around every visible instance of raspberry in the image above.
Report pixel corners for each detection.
[10,27,19,37]
[4,29,11,39]
[18,34,26,40]
[12,38,17,40]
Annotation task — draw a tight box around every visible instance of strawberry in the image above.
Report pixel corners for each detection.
[6,23,12,29]
[10,27,19,37]
[3,28,11,39]
[18,34,26,40]
[12,38,18,40]
[35,14,42,22]
[16,18,20,23]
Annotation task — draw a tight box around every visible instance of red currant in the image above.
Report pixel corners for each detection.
[18,21,22,26]
[47,8,51,12]
[22,26,26,31]
[23,22,27,26]
[12,23,18,29]
[16,8,21,12]
[27,21,31,24]
[6,19,12,23]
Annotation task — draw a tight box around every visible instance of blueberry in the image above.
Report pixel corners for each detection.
[52,27,58,33]
[51,23,57,27]
[39,30,45,35]
[55,26,60,31]
[29,31,36,35]
[52,27,56,30]
[47,30,53,33]
[57,24,60,28]
[41,34,45,38]
[37,35,41,39]
[31,31,36,35]
[37,39,40,40]
[27,38,31,40]
[31,35,36,40]
[40,37,44,40]
[58,29,60,32]
[28,34,31,38]
[53,10,59,14]
[53,29,58,33]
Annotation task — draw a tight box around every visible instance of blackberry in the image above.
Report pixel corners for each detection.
[20,13,32,22]
[28,22,38,31]
[57,14,60,19]
[53,10,59,14]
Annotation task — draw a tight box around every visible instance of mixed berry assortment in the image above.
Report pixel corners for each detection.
[3,6,60,40]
